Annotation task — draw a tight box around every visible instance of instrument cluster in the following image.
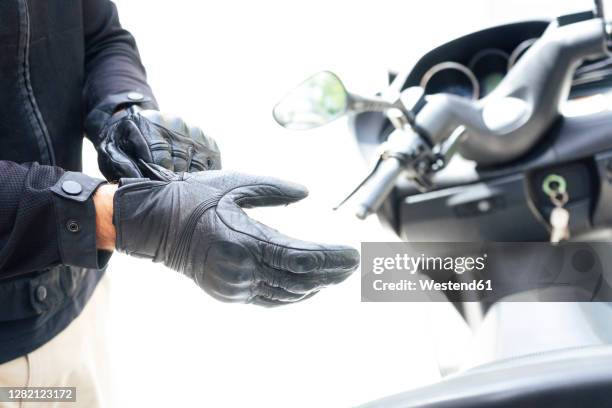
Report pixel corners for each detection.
[407,20,612,101]
[420,39,536,100]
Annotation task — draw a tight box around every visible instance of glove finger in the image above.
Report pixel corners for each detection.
[140,111,191,172]
[222,176,309,209]
[254,282,310,302]
[217,180,360,276]
[222,226,359,285]
[189,157,215,172]
[170,148,190,173]
[246,219,360,276]
[250,291,318,308]
[188,124,214,147]
[97,138,142,180]
[189,127,222,171]
[261,242,359,275]
[154,113,190,134]
[249,297,289,308]
[190,146,222,171]
[133,111,175,171]
[118,119,174,173]
[258,264,354,294]
[188,171,306,202]
[117,120,154,163]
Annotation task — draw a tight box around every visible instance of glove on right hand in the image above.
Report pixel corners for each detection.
[113,164,360,306]
[95,106,221,181]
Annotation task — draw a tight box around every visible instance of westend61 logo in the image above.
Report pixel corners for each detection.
[362,242,612,302]
[372,253,487,275]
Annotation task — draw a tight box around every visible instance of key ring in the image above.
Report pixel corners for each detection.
[550,190,569,207]
[542,174,567,197]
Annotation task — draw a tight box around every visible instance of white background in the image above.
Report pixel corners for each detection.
[81,0,586,406]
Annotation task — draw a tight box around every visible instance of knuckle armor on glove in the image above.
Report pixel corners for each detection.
[112,164,360,306]
[96,106,221,181]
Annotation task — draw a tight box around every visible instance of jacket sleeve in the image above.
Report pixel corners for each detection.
[82,0,159,142]
[0,161,110,278]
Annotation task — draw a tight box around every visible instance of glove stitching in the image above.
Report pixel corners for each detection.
[185,146,194,169]
[273,243,282,271]
[168,196,220,271]
[232,184,300,206]
[261,260,354,282]
[189,162,206,172]
[189,158,207,167]
[250,296,284,306]
[192,243,213,290]
[256,281,305,301]
[147,121,218,168]
[169,150,189,160]
[113,189,124,251]
[149,142,172,149]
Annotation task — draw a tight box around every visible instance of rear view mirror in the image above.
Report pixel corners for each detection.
[273,71,348,130]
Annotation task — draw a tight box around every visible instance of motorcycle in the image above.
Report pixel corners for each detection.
[274,1,612,406]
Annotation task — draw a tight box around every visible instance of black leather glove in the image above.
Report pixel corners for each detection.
[95,106,221,181]
[113,164,360,306]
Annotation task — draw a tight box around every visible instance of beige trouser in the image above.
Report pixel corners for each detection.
[0,274,110,408]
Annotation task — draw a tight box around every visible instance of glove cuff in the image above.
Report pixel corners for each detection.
[85,91,158,145]
[112,178,169,260]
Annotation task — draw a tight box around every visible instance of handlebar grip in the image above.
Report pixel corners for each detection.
[355,157,404,219]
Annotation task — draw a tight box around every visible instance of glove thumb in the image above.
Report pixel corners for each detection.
[138,160,182,182]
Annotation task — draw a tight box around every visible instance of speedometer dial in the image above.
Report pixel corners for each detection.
[469,49,509,98]
[509,38,538,69]
[420,62,479,100]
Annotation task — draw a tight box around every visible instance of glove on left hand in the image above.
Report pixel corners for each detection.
[96,106,221,181]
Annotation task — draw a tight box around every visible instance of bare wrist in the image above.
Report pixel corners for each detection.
[94,183,118,251]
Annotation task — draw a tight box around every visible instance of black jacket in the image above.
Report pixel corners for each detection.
[0,0,157,363]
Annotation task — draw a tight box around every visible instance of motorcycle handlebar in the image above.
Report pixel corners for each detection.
[355,157,405,219]
[415,18,607,166]
[354,16,608,219]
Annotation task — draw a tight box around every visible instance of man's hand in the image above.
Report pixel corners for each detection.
[93,184,117,251]
[95,106,221,181]
[112,164,360,306]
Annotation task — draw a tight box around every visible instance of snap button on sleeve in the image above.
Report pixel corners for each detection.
[127,92,144,101]
[35,285,48,302]
[50,172,108,269]
[66,220,80,233]
[61,180,82,195]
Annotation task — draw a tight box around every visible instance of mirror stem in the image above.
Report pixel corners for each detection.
[348,93,398,114]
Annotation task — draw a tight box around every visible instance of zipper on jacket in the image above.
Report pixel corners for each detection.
[168,197,219,271]
[17,0,56,165]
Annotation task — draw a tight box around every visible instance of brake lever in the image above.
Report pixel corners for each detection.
[333,157,384,211]
[333,107,416,212]
[334,128,437,214]
[430,126,467,171]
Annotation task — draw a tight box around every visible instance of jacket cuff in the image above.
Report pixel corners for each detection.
[85,91,158,144]
[50,172,110,269]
